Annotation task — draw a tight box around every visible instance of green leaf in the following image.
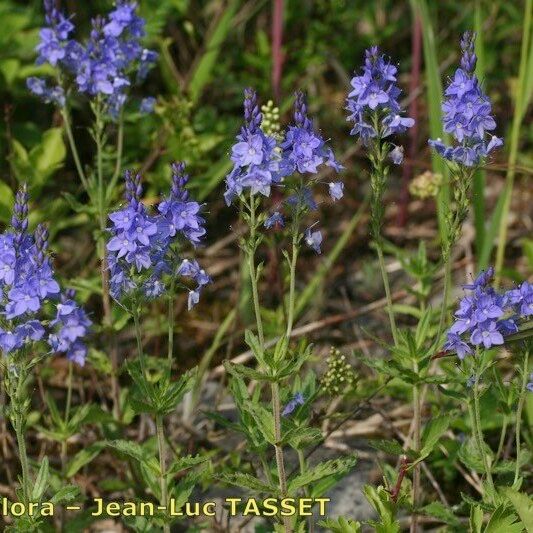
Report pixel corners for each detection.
[287,456,357,494]
[0,181,14,223]
[50,485,80,505]
[106,440,159,475]
[363,484,400,533]
[66,443,106,478]
[502,488,533,531]
[29,127,66,186]
[284,426,322,450]
[187,0,241,103]
[168,454,209,476]
[318,516,362,532]
[218,472,276,494]
[470,505,484,533]
[31,457,49,501]
[415,307,433,349]
[421,501,461,527]
[417,415,450,462]
[484,505,523,533]
[370,439,415,459]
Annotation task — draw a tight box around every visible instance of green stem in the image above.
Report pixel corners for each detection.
[61,107,89,191]
[286,234,299,338]
[297,449,313,532]
[247,196,265,347]
[15,420,30,506]
[12,367,30,506]
[107,114,124,201]
[132,308,147,380]
[156,414,170,533]
[167,281,175,369]
[271,381,291,533]
[514,349,530,485]
[376,244,399,346]
[93,102,118,417]
[65,361,73,424]
[436,257,451,346]
[471,366,495,502]
[61,362,73,478]
[494,415,508,466]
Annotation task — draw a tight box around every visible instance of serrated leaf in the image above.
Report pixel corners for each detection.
[370,439,414,458]
[502,488,533,531]
[484,505,523,533]
[218,472,276,494]
[421,501,461,527]
[318,516,362,532]
[287,456,357,493]
[168,454,209,476]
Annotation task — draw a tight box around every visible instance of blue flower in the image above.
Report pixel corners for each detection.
[26,77,65,106]
[304,227,322,254]
[429,32,502,167]
[389,145,404,165]
[443,333,472,360]
[282,392,305,416]
[346,46,414,143]
[527,374,533,393]
[140,96,156,114]
[49,291,92,366]
[470,321,504,349]
[328,182,344,201]
[445,266,530,356]
[505,282,533,317]
[264,211,285,229]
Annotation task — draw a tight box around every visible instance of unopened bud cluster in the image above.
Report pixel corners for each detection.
[260,100,282,140]
[321,348,357,395]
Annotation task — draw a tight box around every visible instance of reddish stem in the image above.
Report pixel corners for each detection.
[271,0,284,103]
[390,455,410,503]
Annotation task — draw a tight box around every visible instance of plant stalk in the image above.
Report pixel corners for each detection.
[514,348,530,484]
[156,414,170,533]
[410,377,421,533]
[471,367,495,502]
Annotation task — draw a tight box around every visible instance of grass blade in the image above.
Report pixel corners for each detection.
[187,0,241,104]
[472,0,487,257]
[481,0,532,278]
[410,0,450,244]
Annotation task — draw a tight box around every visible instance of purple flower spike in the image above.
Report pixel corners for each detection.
[281,91,343,178]
[224,89,284,205]
[429,32,502,167]
[445,266,531,357]
[107,165,208,304]
[346,47,414,143]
